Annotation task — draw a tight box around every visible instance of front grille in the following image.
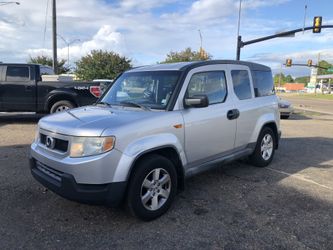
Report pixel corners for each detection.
[40,133,69,153]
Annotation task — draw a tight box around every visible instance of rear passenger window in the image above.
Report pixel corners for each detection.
[187,71,227,105]
[252,70,274,97]
[231,70,252,100]
[6,66,30,81]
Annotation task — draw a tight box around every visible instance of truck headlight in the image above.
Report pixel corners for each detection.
[278,103,289,108]
[70,136,115,158]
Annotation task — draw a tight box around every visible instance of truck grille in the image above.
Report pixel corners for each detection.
[40,133,69,153]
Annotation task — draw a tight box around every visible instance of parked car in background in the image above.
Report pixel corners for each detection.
[30,60,281,221]
[0,63,103,113]
[278,97,293,119]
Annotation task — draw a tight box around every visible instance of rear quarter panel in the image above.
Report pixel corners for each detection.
[248,95,280,144]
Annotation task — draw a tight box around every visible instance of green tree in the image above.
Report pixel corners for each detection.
[273,73,295,86]
[285,74,294,83]
[274,73,285,86]
[160,47,211,63]
[75,50,132,80]
[318,60,333,75]
[28,55,69,74]
[294,76,310,86]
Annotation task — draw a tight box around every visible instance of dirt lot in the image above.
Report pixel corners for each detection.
[0,109,332,250]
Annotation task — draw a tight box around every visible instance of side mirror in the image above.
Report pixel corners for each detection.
[184,94,209,108]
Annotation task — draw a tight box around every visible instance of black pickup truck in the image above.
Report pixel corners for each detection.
[0,63,104,113]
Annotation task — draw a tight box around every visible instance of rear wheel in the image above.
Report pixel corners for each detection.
[50,100,75,113]
[249,127,275,167]
[126,154,177,221]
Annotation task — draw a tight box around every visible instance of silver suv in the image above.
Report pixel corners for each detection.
[30,60,280,220]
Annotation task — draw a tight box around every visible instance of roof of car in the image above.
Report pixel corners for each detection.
[127,60,271,72]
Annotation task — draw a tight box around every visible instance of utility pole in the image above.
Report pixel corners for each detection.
[236,0,242,60]
[198,29,202,49]
[315,53,320,95]
[198,29,203,59]
[52,0,57,74]
[302,3,307,34]
[278,63,282,90]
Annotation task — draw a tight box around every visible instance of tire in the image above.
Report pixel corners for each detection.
[281,115,290,119]
[50,100,75,114]
[126,154,177,221]
[249,127,276,167]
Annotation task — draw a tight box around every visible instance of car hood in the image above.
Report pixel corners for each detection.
[38,106,160,136]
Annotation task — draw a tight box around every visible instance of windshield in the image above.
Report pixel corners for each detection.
[100,71,181,110]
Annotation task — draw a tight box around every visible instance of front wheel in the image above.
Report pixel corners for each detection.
[249,127,276,167]
[50,100,75,113]
[126,154,177,221]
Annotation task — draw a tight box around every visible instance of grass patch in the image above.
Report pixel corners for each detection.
[293,109,324,117]
[278,93,333,101]
[299,94,333,101]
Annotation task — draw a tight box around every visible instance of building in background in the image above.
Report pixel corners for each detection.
[284,83,305,92]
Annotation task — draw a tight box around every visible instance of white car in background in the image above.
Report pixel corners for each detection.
[278,97,293,119]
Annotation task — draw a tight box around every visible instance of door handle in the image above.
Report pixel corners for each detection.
[25,86,32,91]
[227,109,240,120]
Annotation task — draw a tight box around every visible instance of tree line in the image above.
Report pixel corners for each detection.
[29,49,331,84]
[28,47,210,80]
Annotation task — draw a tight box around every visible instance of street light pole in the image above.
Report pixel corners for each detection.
[0,1,20,6]
[236,25,333,60]
[236,0,242,60]
[57,34,80,70]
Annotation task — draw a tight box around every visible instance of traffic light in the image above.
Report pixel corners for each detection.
[286,59,292,67]
[313,16,322,33]
[307,59,313,67]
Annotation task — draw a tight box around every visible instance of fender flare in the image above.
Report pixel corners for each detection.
[112,133,186,182]
[44,89,79,111]
[249,112,279,146]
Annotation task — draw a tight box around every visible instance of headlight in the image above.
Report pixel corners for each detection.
[278,103,289,108]
[70,136,115,158]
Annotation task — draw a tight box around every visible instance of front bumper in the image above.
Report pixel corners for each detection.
[279,106,293,116]
[30,158,126,206]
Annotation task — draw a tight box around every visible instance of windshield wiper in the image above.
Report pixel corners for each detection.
[96,101,112,107]
[120,101,151,111]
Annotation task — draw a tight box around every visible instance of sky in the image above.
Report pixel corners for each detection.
[0,0,333,77]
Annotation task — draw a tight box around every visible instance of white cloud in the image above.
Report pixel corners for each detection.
[242,0,290,9]
[26,25,125,64]
[187,0,236,21]
[120,0,177,10]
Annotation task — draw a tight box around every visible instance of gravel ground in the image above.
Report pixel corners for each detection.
[0,110,332,250]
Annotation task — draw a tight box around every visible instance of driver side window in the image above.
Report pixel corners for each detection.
[187,71,227,105]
